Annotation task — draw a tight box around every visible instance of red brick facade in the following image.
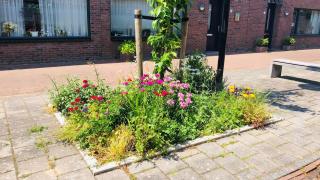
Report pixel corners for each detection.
[0,0,320,65]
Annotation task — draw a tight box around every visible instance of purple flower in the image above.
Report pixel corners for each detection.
[167,99,175,106]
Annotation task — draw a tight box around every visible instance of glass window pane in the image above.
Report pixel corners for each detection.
[111,0,153,37]
[295,9,320,35]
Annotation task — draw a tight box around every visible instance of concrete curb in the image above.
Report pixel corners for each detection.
[54,112,284,175]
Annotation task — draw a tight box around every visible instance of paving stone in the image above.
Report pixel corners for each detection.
[95,169,130,180]
[245,154,279,173]
[54,154,87,175]
[174,147,200,159]
[17,156,49,177]
[23,170,57,180]
[303,142,320,153]
[264,136,288,147]
[48,143,78,160]
[281,132,313,146]
[168,168,201,180]
[154,156,187,174]
[0,135,11,158]
[0,170,16,180]
[234,133,263,146]
[0,156,15,173]
[196,142,226,158]
[277,143,311,158]
[215,154,249,174]
[128,161,155,174]
[225,142,256,159]
[202,168,236,180]
[252,143,283,158]
[15,145,46,162]
[236,168,261,180]
[183,153,218,174]
[135,168,168,180]
[59,168,94,180]
[272,153,299,167]
[12,135,36,149]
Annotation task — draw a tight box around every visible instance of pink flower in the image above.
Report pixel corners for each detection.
[140,88,145,92]
[180,102,188,109]
[178,93,184,99]
[121,91,128,95]
[97,95,104,101]
[167,99,175,106]
[147,81,154,86]
[186,97,192,104]
[161,90,169,97]
[169,89,174,94]
[164,76,172,82]
[180,83,190,89]
[155,74,160,78]
[82,84,89,88]
[186,93,192,98]
[156,79,164,85]
[122,82,129,86]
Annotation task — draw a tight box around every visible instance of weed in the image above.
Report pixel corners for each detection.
[29,125,48,134]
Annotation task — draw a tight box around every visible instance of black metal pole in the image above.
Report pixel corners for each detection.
[216,0,230,85]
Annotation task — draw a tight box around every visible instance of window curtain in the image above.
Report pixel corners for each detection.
[310,11,320,34]
[111,0,152,36]
[38,0,88,37]
[0,0,25,37]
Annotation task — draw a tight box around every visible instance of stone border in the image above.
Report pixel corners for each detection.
[54,112,284,175]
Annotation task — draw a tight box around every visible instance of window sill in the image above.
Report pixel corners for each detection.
[111,36,149,41]
[0,37,91,43]
[292,34,320,38]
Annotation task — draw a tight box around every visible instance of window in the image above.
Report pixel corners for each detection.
[292,9,320,35]
[0,0,89,39]
[111,0,153,39]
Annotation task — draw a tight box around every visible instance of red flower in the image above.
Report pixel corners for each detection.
[153,91,161,97]
[71,102,76,105]
[82,84,89,88]
[90,96,98,100]
[97,95,104,101]
[68,107,74,112]
[83,80,88,84]
[161,90,169,97]
[75,97,81,103]
[74,106,79,111]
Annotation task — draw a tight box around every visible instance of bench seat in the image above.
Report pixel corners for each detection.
[271,59,320,78]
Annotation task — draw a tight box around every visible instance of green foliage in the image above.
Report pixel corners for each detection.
[147,0,192,77]
[53,74,270,163]
[29,125,48,134]
[256,37,269,47]
[174,53,219,93]
[119,40,136,55]
[283,36,296,46]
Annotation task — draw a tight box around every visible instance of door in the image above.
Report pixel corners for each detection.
[206,0,221,51]
[264,3,276,49]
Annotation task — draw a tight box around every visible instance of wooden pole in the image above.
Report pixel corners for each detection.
[135,9,143,77]
[179,9,189,69]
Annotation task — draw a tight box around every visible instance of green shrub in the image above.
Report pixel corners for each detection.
[54,74,270,163]
[118,40,136,55]
[283,36,296,46]
[256,37,269,47]
[174,53,219,93]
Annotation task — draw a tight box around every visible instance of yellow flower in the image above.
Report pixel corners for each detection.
[228,85,236,93]
[242,93,249,98]
[249,94,256,98]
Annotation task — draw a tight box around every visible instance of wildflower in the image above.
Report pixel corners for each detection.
[82,83,89,88]
[249,93,256,98]
[186,97,192,104]
[75,97,81,103]
[161,90,169,97]
[97,95,104,101]
[122,82,129,86]
[68,107,74,112]
[90,96,98,100]
[153,91,161,97]
[167,99,175,106]
[228,85,236,93]
[147,81,154,86]
[164,76,172,82]
[169,89,174,94]
[156,79,164,85]
[74,106,79,111]
[140,88,145,92]
[155,74,160,78]
[180,102,188,109]
[178,93,184,100]
[180,83,190,89]
[83,80,88,84]
[186,93,192,98]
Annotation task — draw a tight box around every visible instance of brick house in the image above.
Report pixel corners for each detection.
[0,0,319,66]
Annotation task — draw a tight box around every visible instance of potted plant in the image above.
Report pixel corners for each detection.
[118,40,136,62]
[282,36,296,51]
[23,4,40,37]
[2,22,17,37]
[255,37,269,52]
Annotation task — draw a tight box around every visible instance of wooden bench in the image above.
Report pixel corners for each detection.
[271,59,320,78]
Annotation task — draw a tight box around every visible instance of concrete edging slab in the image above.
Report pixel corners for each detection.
[54,112,284,175]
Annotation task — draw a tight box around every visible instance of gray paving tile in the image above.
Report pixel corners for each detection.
[196,142,226,158]
[174,147,200,159]
[128,161,155,174]
[59,168,94,180]
[154,156,187,174]
[215,154,249,174]
[0,135,11,158]
[48,143,78,160]
[17,156,49,177]
[95,169,130,180]
[244,154,279,174]
[202,168,236,180]
[54,154,87,175]
[23,170,57,180]
[0,156,15,174]
[168,168,201,180]
[135,168,168,180]
[14,145,46,162]
[225,142,256,159]
[183,153,218,174]
[0,170,16,180]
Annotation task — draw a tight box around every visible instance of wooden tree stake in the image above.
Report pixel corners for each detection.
[178,9,189,69]
[135,9,144,77]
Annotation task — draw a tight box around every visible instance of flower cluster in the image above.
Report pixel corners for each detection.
[3,22,17,33]
[68,97,82,112]
[228,85,256,99]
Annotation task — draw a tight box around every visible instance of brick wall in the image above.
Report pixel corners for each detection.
[273,0,320,49]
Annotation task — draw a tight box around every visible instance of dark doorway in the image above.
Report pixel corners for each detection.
[206,0,222,51]
[264,3,277,50]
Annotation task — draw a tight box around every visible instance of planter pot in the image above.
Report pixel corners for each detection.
[120,54,135,62]
[255,46,268,53]
[30,31,39,37]
[282,45,294,51]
